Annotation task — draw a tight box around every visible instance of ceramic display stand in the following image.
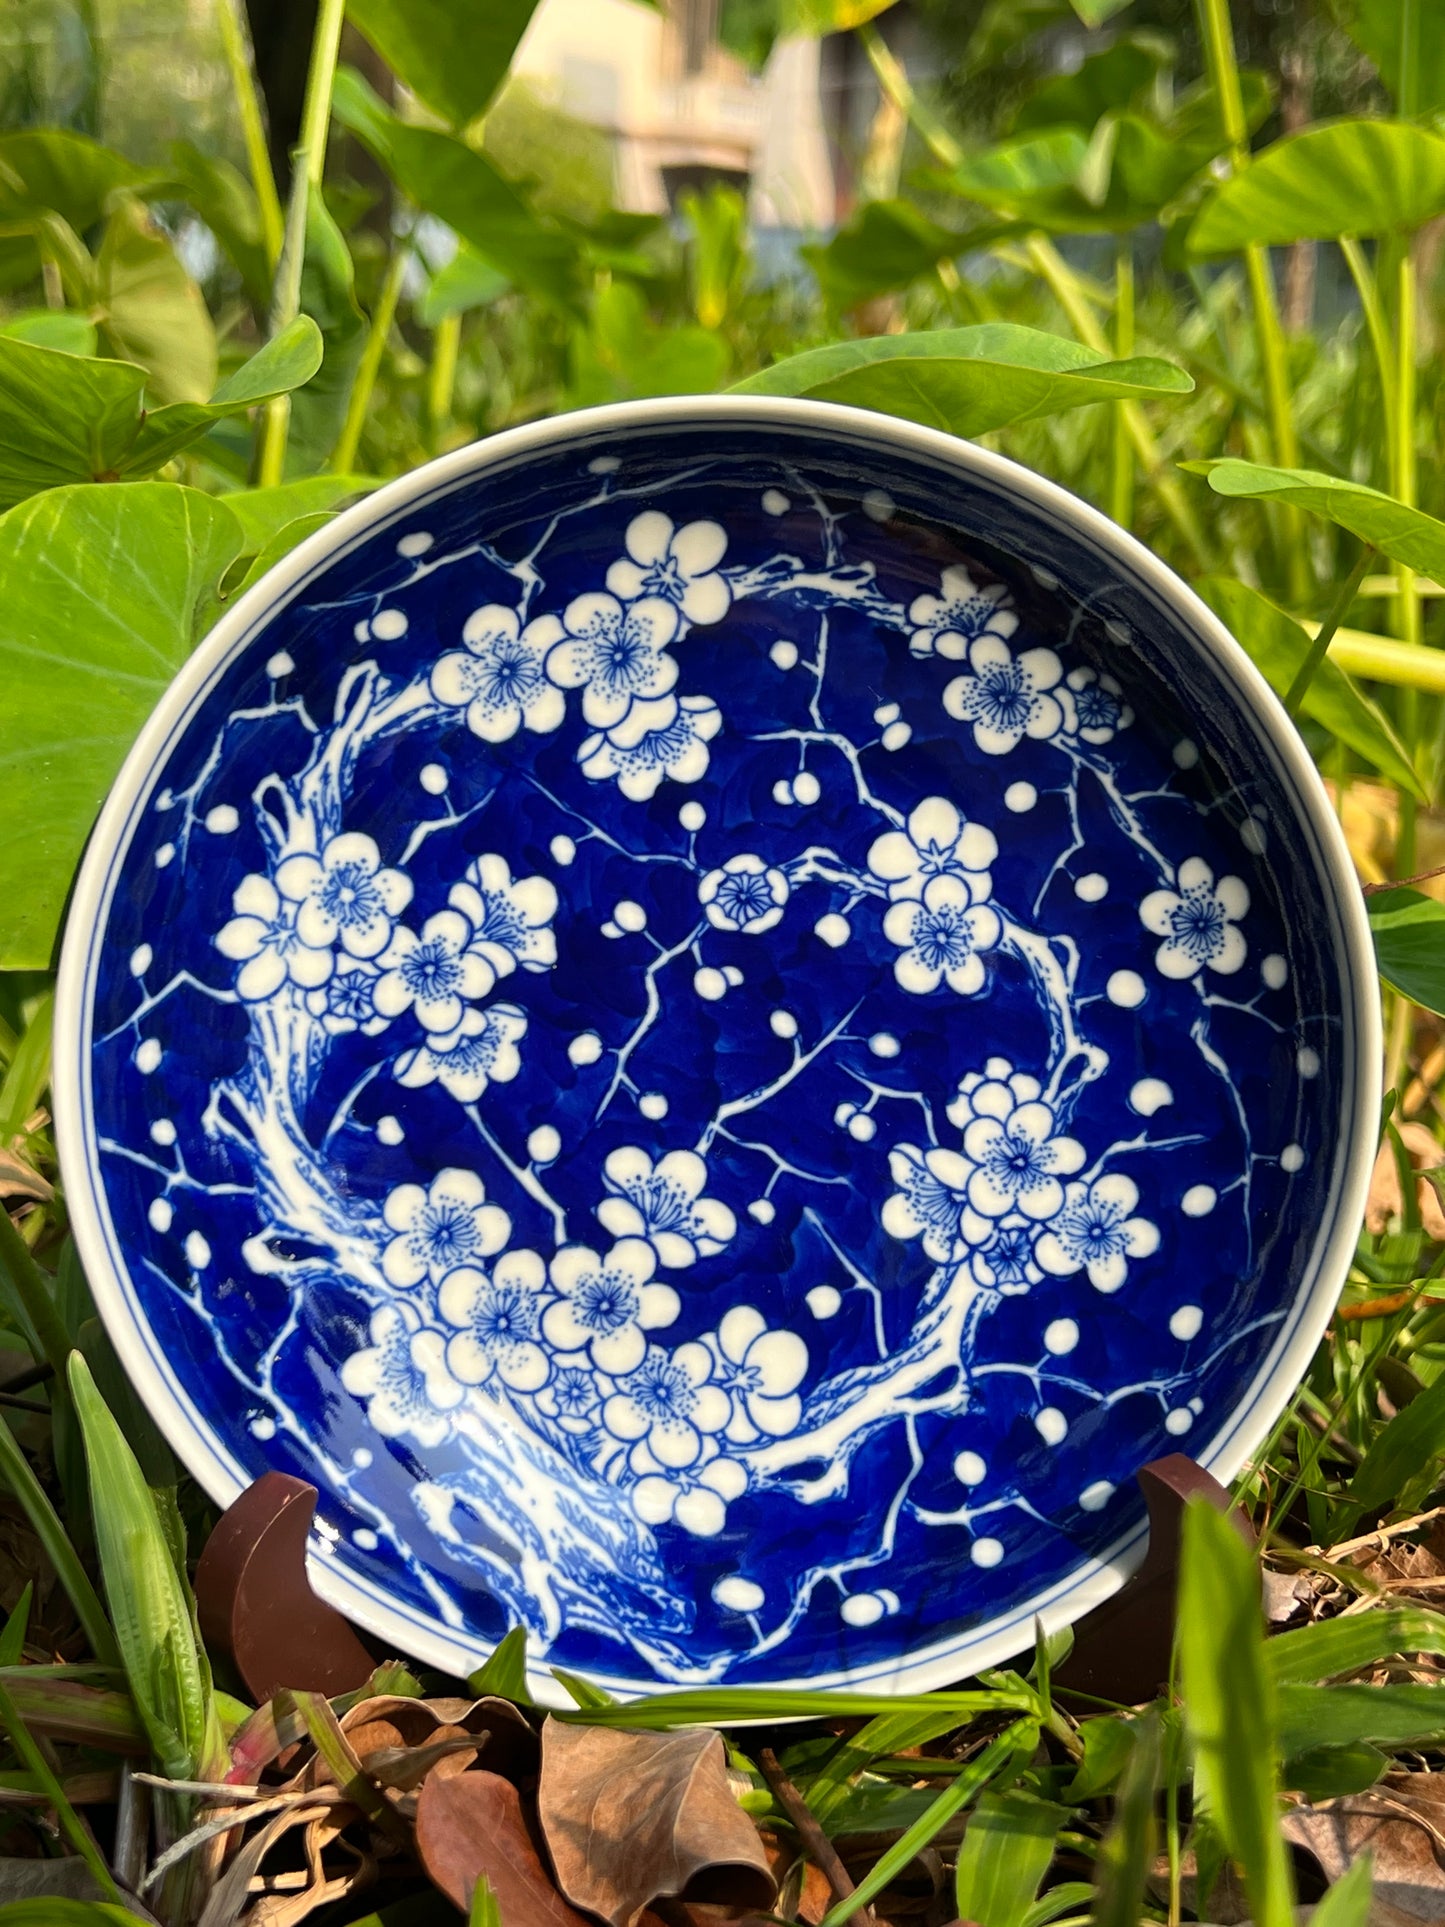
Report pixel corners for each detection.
[194,1452,1251,1710]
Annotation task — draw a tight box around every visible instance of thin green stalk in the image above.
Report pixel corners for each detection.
[0,1675,123,1903]
[426,311,461,456]
[214,0,283,268]
[858,24,960,168]
[1283,545,1373,716]
[1109,241,1135,529]
[1339,236,1398,476]
[0,1410,118,1668]
[1393,240,1422,882]
[333,242,408,474]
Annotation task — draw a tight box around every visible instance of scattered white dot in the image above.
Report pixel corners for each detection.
[807,1285,841,1319]
[747,1199,776,1225]
[155,789,174,811]
[397,531,433,557]
[873,702,901,726]
[1079,1480,1115,1512]
[639,1092,669,1120]
[353,619,371,643]
[600,920,622,939]
[266,650,294,678]
[772,778,794,805]
[1074,873,1108,903]
[1262,954,1288,990]
[841,1592,886,1626]
[129,944,152,977]
[972,1537,1005,1568]
[869,1032,900,1059]
[1107,970,1146,1009]
[154,843,175,869]
[862,488,894,522]
[722,965,744,986]
[1169,1304,1203,1341]
[352,1446,373,1469]
[1036,1407,1068,1445]
[588,455,621,474]
[1240,818,1267,855]
[1044,1318,1079,1356]
[954,1450,987,1487]
[371,608,408,641]
[150,1119,176,1147]
[761,489,790,517]
[679,800,706,831]
[1297,1046,1320,1078]
[528,1125,561,1164]
[714,1575,766,1612]
[568,1031,603,1067]
[881,721,912,752]
[250,1414,276,1441]
[1105,620,1133,648]
[1005,782,1037,813]
[815,913,851,948]
[1281,1142,1305,1173]
[148,1198,173,1233]
[694,967,728,1002]
[770,1009,799,1039]
[847,1113,876,1142]
[135,1038,162,1074]
[792,770,821,806]
[834,1102,857,1127]
[205,805,239,834]
[1165,1407,1194,1436]
[1182,1184,1216,1217]
[614,899,647,933]
[550,834,576,866]
[1129,1078,1173,1118]
[353,1527,379,1551]
[376,1115,404,1146]
[1190,1396,1203,1413]
[420,763,449,796]
[185,1231,210,1269]
[1173,738,1199,770]
[769,641,799,671]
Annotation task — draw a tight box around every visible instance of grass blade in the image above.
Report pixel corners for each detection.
[0,1673,123,1903]
[467,1625,530,1703]
[1092,1707,1160,1927]
[0,1406,118,1666]
[954,1788,1065,1927]
[0,1584,31,1667]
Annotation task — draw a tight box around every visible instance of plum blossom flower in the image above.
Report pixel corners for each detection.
[216,874,332,1002]
[881,1144,984,1261]
[449,854,558,979]
[1036,1174,1160,1293]
[1140,858,1249,979]
[606,510,731,627]
[430,604,566,742]
[947,1058,1043,1134]
[438,1249,551,1391]
[962,1096,1085,1222]
[579,693,722,801]
[340,1303,461,1447]
[597,1147,736,1268]
[907,564,1017,659]
[274,832,412,961]
[542,1239,680,1374]
[394,1004,527,1103]
[547,592,680,727]
[867,796,996,905]
[305,956,389,1036]
[602,1341,730,1470]
[1065,666,1132,746]
[970,1217,1043,1293]
[381,1168,510,1288]
[704,1306,809,1444]
[943,638,1067,755]
[883,876,1001,996]
[631,1445,747,1537]
[536,1365,602,1435]
[698,854,789,934]
[375,911,494,1035]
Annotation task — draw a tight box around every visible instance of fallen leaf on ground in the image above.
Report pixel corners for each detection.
[416,1767,592,1925]
[1283,1774,1445,1924]
[539,1719,777,1927]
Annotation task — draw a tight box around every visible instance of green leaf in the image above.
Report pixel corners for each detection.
[1310,1855,1374,1927]
[126,315,323,474]
[1062,1714,1137,1801]
[0,483,243,968]
[0,311,97,356]
[0,1405,117,1668]
[1092,1710,1159,1927]
[0,1585,32,1668]
[1067,0,1131,22]
[231,512,340,597]
[287,199,367,476]
[0,990,52,1143]
[1190,459,1445,580]
[347,0,541,129]
[734,322,1192,436]
[804,200,1018,306]
[220,476,374,552]
[954,1790,1065,1927]
[1341,1359,1445,1516]
[419,246,511,326]
[572,279,728,404]
[0,130,148,290]
[1277,1683,1445,1756]
[951,128,1091,207]
[553,1684,1035,1727]
[1177,1502,1294,1927]
[783,0,898,26]
[94,195,216,405]
[466,1874,502,1927]
[0,1905,144,1927]
[807,1708,970,1827]
[466,1625,530,1703]
[1269,1604,1445,1683]
[1337,0,1445,115]
[164,140,271,311]
[1022,1883,1095,1927]
[1188,120,1445,253]
[1368,888,1445,1019]
[1196,577,1422,797]
[1284,1742,1387,1801]
[1013,34,1170,133]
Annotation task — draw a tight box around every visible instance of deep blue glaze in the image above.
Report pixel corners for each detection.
[68,414,1358,1692]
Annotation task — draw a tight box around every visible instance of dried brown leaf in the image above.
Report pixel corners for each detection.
[539,1719,777,1927]
[340,1693,537,1783]
[415,1767,592,1925]
[0,1149,51,1204]
[1283,1775,1445,1924]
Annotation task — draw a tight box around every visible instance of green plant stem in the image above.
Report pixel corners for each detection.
[1109,241,1135,529]
[858,25,960,169]
[1339,236,1398,477]
[214,0,283,268]
[1284,545,1373,716]
[1393,239,1422,883]
[254,0,347,489]
[0,1408,118,1668]
[0,1675,123,1902]
[333,243,408,474]
[427,311,461,455]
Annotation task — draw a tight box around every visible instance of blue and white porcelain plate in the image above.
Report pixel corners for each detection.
[56,398,1377,1699]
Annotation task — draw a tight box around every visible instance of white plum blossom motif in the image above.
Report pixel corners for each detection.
[375,911,494,1034]
[882,1145,981,1262]
[962,1095,1085,1223]
[947,1058,1043,1135]
[698,854,789,934]
[970,1217,1044,1293]
[597,1148,737,1269]
[705,1307,809,1444]
[602,1341,730,1470]
[579,693,722,801]
[216,874,332,1002]
[942,637,1067,756]
[542,1240,680,1375]
[536,1366,602,1435]
[437,1250,551,1391]
[1140,858,1249,979]
[630,1446,747,1538]
[394,1004,527,1103]
[883,877,1001,996]
[606,510,731,628]
[305,956,389,1036]
[275,832,412,961]
[548,591,681,728]
[381,1168,510,1288]
[1066,666,1133,746]
[430,604,566,743]
[1036,1175,1160,1293]
[907,564,1017,660]
[867,796,997,905]
[448,854,558,979]
[340,1303,460,1448]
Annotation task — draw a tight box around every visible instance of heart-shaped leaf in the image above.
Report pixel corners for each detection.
[94,195,216,404]
[1189,459,1445,580]
[346,0,542,129]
